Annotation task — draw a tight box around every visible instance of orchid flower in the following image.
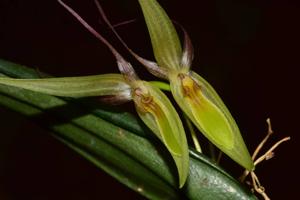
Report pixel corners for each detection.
[0,0,190,187]
[97,0,254,171]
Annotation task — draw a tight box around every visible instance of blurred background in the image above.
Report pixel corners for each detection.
[0,0,299,199]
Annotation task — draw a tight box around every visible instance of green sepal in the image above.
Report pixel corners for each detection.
[132,81,189,188]
[170,72,254,171]
[138,0,182,70]
[0,74,131,98]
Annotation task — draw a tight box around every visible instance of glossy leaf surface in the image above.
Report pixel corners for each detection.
[0,59,257,199]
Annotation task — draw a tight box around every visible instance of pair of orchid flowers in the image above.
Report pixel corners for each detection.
[0,0,254,187]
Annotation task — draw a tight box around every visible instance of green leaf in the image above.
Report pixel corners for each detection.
[138,0,182,70]
[0,63,130,98]
[170,72,254,170]
[0,59,257,199]
[0,93,178,199]
[133,81,189,187]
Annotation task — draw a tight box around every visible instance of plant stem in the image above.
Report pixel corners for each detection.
[208,142,217,162]
[149,81,171,91]
[184,115,202,153]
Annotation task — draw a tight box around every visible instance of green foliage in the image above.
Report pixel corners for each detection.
[0,0,257,197]
[0,63,189,187]
[0,59,257,199]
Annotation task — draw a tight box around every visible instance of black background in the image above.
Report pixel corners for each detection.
[0,0,299,199]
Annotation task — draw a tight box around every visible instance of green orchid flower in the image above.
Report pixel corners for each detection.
[137,0,254,171]
[106,0,254,171]
[0,0,190,188]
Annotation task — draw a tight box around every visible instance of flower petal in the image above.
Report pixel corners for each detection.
[170,72,254,171]
[133,81,189,187]
[138,0,182,70]
[0,74,131,98]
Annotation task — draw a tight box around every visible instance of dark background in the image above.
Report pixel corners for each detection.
[0,0,299,199]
